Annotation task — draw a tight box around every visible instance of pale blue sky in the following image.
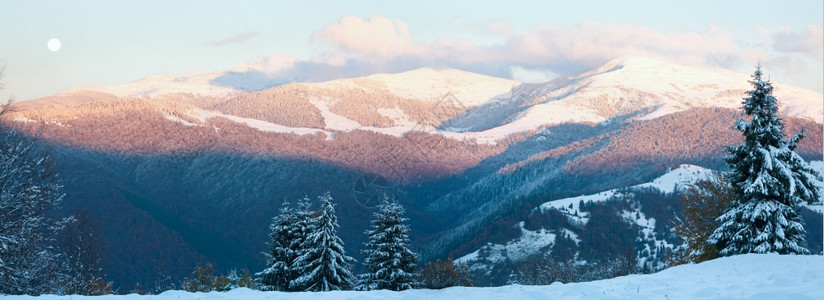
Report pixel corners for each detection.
[1,0,822,101]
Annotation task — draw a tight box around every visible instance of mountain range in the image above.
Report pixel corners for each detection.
[4,56,822,288]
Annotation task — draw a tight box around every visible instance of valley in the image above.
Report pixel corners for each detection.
[3,57,822,289]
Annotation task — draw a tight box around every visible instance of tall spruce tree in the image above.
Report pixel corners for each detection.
[286,196,316,291]
[290,192,356,291]
[708,66,821,255]
[257,201,297,291]
[358,197,420,291]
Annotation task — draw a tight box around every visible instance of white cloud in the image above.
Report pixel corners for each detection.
[771,25,824,59]
[314,16,425,57]
[214,16,823,93]
[308,17,741,76]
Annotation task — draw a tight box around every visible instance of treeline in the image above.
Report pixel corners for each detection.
[210,82,470,130]
[213,84,326,129]
[116,193,468,294]
[10,108,504,183]
[458,184,822,286]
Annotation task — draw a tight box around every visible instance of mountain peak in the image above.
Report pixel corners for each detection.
[315,67,519,106]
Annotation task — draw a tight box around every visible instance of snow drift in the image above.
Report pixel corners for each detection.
[6,254,821,299]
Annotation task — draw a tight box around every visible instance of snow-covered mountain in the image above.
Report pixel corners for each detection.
[443,56,822,143]
[6,56,822,289]
[456,165,714,265]
[455,162,822,278]
[316,67,519,106]
[55,56,822,145]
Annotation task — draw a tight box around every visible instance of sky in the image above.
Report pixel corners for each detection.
[0,0,822,102]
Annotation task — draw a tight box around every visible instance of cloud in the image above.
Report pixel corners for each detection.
[208,32,259,47]
[310,17,738,76]
[213,16,823,93]
[771,25,824,59]
[314,16,424,57]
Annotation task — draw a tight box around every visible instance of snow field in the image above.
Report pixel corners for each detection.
[7,254,821,300]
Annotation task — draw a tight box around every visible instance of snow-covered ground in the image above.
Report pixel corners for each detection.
[7,254,821,300]
[321,67,519,106]
[458,162,823,267]
[457,165,707,265]
[538,164,714,215]
[191,110,326,136]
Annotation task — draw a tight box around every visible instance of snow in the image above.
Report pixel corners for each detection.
[193,110,325,136]
[163,114,198,127]
[307,98,422,138]
[501,223,556,262]
[7,254,821,299]
[454,249,479,265]
[319,67,519,106]
[309,98,362,131]
[451,100,607,144]
[45,57,823,145]
[635,164,714,192]
[456,222,557,264]
[385,57,820,145]
[801,160,822,213]
[810,160,823,186]
[455,165,716,265]
[586,57,822,123]
[376,107,415,126]
[540,164,712,215]
[454,56,822,144]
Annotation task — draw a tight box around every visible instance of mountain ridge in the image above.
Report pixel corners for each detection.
[17,56,823,148]
[3,56,822,288]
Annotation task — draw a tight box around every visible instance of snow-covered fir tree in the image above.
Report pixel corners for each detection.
[708,66,822,255]
[358,197,421,291]
[256,201,298,291]
[290,192,356,291]
[0,103,69,295]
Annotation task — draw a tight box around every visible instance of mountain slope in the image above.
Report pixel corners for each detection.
[452,162,822,285]
[27,57,822,146]
[445,56,822,143]
[4,56,822,289]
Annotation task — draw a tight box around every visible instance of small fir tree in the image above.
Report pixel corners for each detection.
[290,192,356,291]
[358,197,421,291]
[256,201,297,291]
[708,66,822,255]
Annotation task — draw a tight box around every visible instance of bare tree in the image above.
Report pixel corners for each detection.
[0,69,69,295]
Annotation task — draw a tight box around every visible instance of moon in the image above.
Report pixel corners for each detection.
[47,38,61,52]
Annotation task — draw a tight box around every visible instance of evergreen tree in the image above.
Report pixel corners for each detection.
[708,66,822,255]
[290,192,356,291]
[358,197,421,291]
[256,201,297,291]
